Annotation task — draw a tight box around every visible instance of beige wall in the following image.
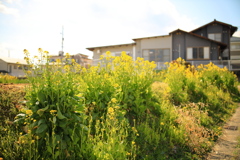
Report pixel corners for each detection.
[92,45,135,65]
[230,42,240,60]
[0,59,8,71]
[91,35,172,65]
[9,64,26,77]
[135,35,172,61]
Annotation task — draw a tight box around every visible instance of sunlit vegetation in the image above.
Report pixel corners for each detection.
[0,73,27,83]
[0,49,239,159]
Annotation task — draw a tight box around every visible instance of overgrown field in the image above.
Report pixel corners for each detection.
[0,49,239,160]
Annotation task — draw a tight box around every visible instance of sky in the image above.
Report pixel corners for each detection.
[0,0,240,59]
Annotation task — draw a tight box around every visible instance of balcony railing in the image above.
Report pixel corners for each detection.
[93,59,240,71]
[156,60,240,71]
[186,60,240,71]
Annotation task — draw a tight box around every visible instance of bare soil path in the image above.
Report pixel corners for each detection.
[207,104,240,160]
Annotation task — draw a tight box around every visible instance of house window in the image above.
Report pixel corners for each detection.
[24,66,28,70]
[50,59,56,62]
[187,47,209,60]
[142,49,170,62]
[114,52,122,57]
[208,33,221,42]
[110,52,130,57]
[14,65,17,69]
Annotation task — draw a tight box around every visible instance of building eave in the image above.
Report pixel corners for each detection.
[190,19,238,36]
[132,34,170,41]
[0,57,28,65]
[170,29,227,48]
[86,42,136,51]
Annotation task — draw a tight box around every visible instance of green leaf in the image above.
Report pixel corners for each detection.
[80,124,88,131]
[37,91,45,102]
[54,151,60,159]
[36,123,48,134]
[57,110,66,119]
[38,119,46,125]
[37,109,44,116]
[36,106,49,116]
[59,120,67,128]
[29,121,38,128]
[47,146,52,154]
[41,106,49,111]
[53,116,56,124]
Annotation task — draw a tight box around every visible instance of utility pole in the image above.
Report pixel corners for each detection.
[61,25,64,55]
[59,26,64,58]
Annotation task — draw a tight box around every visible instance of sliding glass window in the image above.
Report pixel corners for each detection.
[142,49,170,62]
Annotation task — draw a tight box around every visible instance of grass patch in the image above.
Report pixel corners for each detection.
[0,73,28,84]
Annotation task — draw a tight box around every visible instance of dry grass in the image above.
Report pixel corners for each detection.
[176,103,214,155]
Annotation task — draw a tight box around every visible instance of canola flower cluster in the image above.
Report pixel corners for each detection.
[5,48,238,160]
[0,73,17,82]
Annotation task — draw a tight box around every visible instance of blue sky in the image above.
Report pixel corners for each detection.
[0,0,240,59]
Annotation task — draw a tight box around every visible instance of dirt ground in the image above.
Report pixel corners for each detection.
[207,104,240,160]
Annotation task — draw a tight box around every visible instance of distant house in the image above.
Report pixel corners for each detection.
[87,43,136,66]
[230,37,240,60]
[49,53,92,68]
[87,19,240,71]
[0,57,28,77]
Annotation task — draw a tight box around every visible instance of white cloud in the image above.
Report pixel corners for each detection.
[0,0,199,59]
[0,1,18,16]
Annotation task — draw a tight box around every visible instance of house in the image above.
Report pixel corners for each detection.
[88,43,136,66]
[49,53,92,68]
[230,37,240,71]
[0,57,28,77]
[87,19,240,71]
[230,37,240,60]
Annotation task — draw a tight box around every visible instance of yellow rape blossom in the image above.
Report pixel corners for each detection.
[50,110,57,115]
[50,110,57,113]
[106,51,111,56]
[113,83,119,88]
[56,59,61,63]
[108,107,114,114]
[38,48,43,53]
[44,51,49,54]
[132,127,138,133]
[26,110,33,116]
[65,53,70,58]
[111,98,117,103]
[76,93,83,97]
